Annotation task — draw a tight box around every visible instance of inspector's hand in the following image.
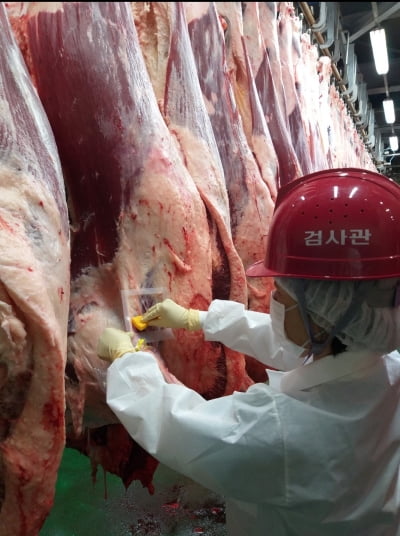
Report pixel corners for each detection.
[142,298,201,331]
[97,327,136,362]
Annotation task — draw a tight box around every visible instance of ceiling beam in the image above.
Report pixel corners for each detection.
[348,2,400,42]
[368,84,400,95]
[377,125,400,136]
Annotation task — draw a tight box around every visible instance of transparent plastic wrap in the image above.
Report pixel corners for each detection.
[121,287,174,344]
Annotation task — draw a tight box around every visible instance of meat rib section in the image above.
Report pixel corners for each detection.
[0,3,70,535]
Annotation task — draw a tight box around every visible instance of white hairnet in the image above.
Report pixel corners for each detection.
[275,277,400,354]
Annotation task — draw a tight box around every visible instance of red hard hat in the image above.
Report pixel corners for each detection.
[246,168,400,280]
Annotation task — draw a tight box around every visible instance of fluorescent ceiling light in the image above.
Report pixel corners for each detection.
[389,136,399,152]
[369,28,389,75]
[383,99,395,124]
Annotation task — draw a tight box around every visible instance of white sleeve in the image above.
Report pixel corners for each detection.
[201,300,278,366]
[106,350,286,503]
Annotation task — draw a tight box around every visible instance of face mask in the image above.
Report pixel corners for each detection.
[270,293,312,370]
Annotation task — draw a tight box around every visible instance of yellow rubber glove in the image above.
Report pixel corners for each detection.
[97,327,135,362]
[141,298,201,331]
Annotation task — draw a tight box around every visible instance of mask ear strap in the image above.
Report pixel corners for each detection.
[290,279,366,358]
[394,282,400,307]
[290,279,315,356]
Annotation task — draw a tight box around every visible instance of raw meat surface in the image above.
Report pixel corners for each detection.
[184,2,275,312]
[242,1,302,186]
[0,3,70,535]
[132,1,259,390]
[257,2,288,126]
[295,33,329,171]
[277,2,313,175]
[215,1,279,201]
[15,0,256,490]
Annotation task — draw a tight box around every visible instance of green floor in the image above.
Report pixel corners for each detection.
[40,448,226,535]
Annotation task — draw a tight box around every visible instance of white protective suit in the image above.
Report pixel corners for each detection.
[106,299,400,536]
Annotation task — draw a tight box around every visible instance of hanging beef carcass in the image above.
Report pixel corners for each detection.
[276,2,314,175]
[259,2,289,122]
[241,2,303,186]
[183,2,276,313]
[7,0,258,491]
[295,33,330,171]
[0,4,70,535]
[131,2,267,382]
[215,2,279,202]
[294,31,329,172]
[132,2,248,306]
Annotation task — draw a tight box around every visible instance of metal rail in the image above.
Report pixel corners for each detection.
[297,2,373,159]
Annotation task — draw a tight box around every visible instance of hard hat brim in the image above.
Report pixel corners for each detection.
[246,260,274,278]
